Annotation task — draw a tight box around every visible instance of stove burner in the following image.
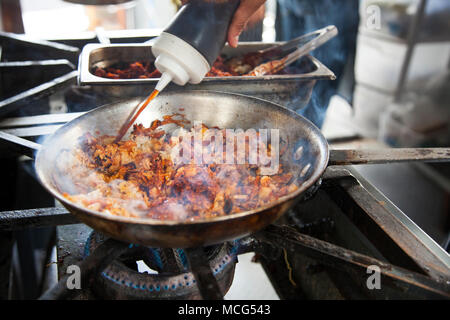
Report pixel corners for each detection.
[84,232,238,299]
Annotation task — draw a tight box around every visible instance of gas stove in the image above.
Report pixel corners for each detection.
[1,166,449,299]
[0,30,449,300]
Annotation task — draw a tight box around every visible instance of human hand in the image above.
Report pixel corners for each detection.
[227,0,267,47]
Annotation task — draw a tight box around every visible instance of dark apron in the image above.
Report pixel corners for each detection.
[276,0,360,127]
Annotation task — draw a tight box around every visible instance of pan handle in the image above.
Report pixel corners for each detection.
[329,148,450,166]
[0,131,41,159]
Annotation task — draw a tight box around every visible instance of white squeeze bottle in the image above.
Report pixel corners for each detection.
[115,0,240,141]
[151,0,240,92]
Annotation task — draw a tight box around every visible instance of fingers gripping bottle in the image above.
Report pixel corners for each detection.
[151,0,240,92]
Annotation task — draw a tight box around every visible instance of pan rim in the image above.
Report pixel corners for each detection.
[35,90,329,226]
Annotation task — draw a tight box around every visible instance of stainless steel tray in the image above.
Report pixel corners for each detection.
[78,42,336,110]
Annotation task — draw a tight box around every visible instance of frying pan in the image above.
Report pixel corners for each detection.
[11,90,450,248]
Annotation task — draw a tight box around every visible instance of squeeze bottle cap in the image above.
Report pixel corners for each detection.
[152,32,210,86]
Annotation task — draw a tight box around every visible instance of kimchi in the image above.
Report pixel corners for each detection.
[92,52,288,80]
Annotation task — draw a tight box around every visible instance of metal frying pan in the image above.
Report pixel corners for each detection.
[13,90,450,248]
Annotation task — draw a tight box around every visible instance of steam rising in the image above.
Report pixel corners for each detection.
[52,116,300,221]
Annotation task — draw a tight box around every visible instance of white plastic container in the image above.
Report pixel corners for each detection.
[352,83,394,138]
[354,33,450,93]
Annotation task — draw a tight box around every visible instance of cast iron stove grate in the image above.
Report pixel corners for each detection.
[0,30,448,300]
